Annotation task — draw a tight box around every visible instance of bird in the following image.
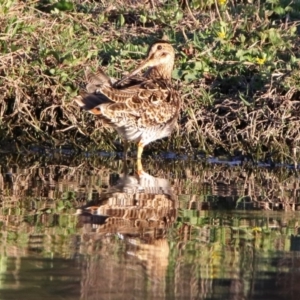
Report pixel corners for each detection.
[74,40,181,171]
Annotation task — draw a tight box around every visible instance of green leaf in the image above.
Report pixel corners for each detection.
[239,34,246,44]
[273,6,285,15]
[184,71,198,81]
[54,0,74,11]
[239,92,251,106]
[118,14,125,27]
[172,68,183,79]
[175,10,183,21]
[236,49,246,59]
[140,14,147,24]
[268,28,282,45]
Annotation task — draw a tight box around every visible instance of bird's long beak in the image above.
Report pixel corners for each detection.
[117,56,155,84]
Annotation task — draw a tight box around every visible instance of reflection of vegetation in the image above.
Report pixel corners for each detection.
[0,153,299,240]
[166,210,300,299]
[0,153,300,298]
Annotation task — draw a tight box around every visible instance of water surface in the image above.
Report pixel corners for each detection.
[1,153,300,300]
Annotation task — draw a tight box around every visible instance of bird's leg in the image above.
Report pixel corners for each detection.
[122,141,129,175]
[123,140,129,160]
[137,142,144,160]
[137,159,143,174]
[137,142,144,174]
[122,157,129,174]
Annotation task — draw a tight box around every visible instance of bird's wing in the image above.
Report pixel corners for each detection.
[76,69,180,126]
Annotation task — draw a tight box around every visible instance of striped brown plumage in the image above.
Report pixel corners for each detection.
[74,40,181,169]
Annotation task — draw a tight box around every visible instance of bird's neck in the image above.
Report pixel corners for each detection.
[145,65,173,80]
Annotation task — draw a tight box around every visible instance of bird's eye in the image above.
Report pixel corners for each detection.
[157,45,162,50]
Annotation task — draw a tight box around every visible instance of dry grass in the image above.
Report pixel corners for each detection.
[1,0,300,163]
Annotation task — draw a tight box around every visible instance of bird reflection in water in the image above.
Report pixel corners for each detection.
[77,161,177,292]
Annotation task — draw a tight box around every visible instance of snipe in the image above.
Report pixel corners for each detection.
[75,40,181,170]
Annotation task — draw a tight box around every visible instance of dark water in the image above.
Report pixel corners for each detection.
[1,153,300,300]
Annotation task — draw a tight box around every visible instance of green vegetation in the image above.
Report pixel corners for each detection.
[1,0,300,163]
